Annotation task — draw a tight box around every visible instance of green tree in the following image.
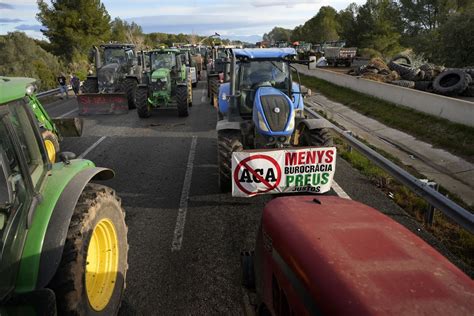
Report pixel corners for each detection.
[37,0,111,61]
[434,8,474,66]
[263,27,292,43]
[0,32,62,90]
[300,6,341,43]
[111,18,145,48]
[356,0,403,56]
[338,3,360,46]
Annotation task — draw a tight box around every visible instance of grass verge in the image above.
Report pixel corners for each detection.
[334,136,474,273]
[299,73,474,162]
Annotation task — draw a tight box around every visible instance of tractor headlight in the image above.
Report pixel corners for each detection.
[26,84,36,96]
[286,110,295,131]
[152,78,157,82]
[257,112,269,132]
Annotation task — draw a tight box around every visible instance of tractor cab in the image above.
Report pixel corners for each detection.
[101,44,135,66]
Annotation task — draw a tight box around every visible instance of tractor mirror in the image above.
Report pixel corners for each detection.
[0,148,14,209]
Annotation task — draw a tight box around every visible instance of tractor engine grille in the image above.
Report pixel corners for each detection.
[151,80,166,91]
[260,95,290,132]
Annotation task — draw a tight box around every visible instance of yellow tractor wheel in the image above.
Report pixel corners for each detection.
[49,183,128,315]
[41,130,60,163]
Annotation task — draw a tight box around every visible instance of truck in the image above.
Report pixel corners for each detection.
[323,45,357,67]
[0,77,128,315]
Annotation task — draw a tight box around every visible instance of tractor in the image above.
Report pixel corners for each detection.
[179,48,198,88]
[80,44,143,114]
[216,48,330,191]
[136,49,193,118]
[242,195,474,315]
[207,46,231,107]
[0,78,128,315]
[1,77,82,163]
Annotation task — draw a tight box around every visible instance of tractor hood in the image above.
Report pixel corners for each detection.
[98,63,120,89]
[253,86,294,136]
[151,68,170,80]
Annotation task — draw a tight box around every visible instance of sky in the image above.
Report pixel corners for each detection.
[0,0,365,42]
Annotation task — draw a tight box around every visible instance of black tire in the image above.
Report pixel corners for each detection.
[176,85,189,117]
[420,63,434,72]
[462,85,474,97]
[41,129,60,163]
[241,251,255,289]
[217,130,243,192]
[82,78,98,93]
[49,183,128,316]
[388,61,413,76]
[391,80,415,89]
[192,82,197,88]
[414,81,433,92]
[136,87,151,118]
[462,68,474,77]
[297,124,333,147]
[123,78,137,109]
[433,70,471,95]
[391,54,412,65]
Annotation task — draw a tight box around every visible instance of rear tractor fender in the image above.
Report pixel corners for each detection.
[35,167,115,290]
[216,120,241,132]
[297,118,331,131]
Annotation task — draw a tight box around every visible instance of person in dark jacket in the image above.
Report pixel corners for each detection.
[70,74,80,96]
[57,73,68,99]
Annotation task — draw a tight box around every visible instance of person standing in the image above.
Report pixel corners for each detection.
[71,74,80,96]
[57,73,68,99]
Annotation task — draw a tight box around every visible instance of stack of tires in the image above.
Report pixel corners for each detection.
[388,54,473,96]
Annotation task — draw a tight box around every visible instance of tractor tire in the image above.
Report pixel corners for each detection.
[136,87,151,118]
[217,130,243,192]
[123,79,137,109]
[390,54,412,66]
[298,125,333,147]
[462,85,474,97]
[41,129,60,163]
[388,61,413,76]
[420,63,434,72]
[176,85,189,117]
[433,70,471,95]
[49,183,128,316]
[391,80,416,89]
[414,81,433,92]
[82,78,98,93]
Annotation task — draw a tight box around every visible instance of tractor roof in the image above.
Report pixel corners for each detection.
[0,77,36,105]
[100,43,135,50]
[148,48,180,54]
[233,48,296,60]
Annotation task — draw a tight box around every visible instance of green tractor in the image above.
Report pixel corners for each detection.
[0,78,128,315]
[136,49,193,118]
[1,77,82,163]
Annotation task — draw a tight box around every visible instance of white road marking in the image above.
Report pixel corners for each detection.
[78,136,107,158]
[58,108,78,118]
[332,180,351,200]
[171,136,198,251]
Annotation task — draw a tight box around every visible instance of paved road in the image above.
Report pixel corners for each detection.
[42,82,470,314]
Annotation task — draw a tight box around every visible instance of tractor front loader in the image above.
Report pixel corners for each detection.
[79,44,143,115]
[0,79,128,315]
[136,49,193,118]
[215,48,330,191]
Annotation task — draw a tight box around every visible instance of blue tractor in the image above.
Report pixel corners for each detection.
[216,48,332,191]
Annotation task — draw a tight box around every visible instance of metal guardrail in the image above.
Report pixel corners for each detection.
[305,107,474,234]
[36,86,73,99]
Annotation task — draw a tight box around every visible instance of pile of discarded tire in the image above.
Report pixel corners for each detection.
[349,54,473,97]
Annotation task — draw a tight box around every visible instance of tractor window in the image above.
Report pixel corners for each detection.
[8,100,45,188]
[104,48,126,65]
[239,61,289,90]
[125,49,135,61]
[151,53,175,70]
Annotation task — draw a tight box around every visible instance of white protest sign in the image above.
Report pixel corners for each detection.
[232,147,336,197]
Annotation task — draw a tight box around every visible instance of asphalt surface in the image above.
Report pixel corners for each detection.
[42,82,471,315]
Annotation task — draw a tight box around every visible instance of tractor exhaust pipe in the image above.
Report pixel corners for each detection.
[228,49,239,122]
[93,46,101,70]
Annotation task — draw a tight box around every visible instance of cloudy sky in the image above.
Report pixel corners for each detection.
[0,0,364,41]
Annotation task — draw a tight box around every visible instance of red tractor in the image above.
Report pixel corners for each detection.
[242,195,474,315]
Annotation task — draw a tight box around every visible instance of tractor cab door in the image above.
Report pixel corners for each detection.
[0,99,47,300]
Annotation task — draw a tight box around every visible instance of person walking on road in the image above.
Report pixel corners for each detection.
[71,74,80,96]
[57,73,68,99]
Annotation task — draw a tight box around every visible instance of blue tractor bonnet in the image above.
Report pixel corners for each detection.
[233,48,297,60]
